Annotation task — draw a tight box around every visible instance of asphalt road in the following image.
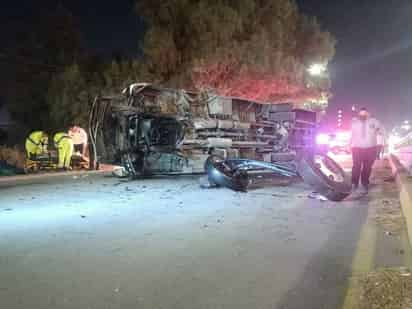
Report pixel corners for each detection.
[0,162,410,309]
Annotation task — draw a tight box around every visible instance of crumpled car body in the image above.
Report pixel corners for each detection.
[89,83,318,177]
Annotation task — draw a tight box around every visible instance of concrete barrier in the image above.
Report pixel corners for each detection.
[389,154,412,248]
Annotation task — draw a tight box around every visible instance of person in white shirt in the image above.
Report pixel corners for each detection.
[68,126,88,158]
[351,107,382,194]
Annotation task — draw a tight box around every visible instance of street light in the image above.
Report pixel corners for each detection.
[308,63,327,76]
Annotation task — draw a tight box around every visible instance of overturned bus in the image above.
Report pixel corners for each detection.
[89,83,351,201]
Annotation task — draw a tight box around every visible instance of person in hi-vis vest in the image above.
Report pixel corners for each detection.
[53,132,73,170]
[25,131,48,159]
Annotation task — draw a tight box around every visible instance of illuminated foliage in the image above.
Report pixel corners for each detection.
[137,0,335,104]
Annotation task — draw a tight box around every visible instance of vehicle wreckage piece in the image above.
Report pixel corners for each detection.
[90,83,316,173]
[205,154,351,201]
[89,82,350,201]
[204,155,297,191]
[297,153,352,201]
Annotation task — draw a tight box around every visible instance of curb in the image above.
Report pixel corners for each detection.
[389,154,412,249]
[0,169,112,188]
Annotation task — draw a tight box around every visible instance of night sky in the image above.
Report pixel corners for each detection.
[298,0,412,127]
[1,0,142,55]
[1,0,412,128]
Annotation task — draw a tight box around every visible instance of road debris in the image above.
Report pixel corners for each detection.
[307,192,328,202]
[199,176,216,189]
[249,192,288,198]
[285,237,296,242]
[112,166,128,178]
[356,267,412,309]
[204,155,350,201]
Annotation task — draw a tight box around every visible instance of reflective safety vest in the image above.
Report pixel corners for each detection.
[27,131,47,147]
[53,132,72,146]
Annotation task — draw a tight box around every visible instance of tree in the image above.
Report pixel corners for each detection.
[47,58,143,130]
[47,64,90,130]
[137,0,336,106]
[3,4,145,134]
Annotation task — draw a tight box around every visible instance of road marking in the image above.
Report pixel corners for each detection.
[341,204,377,309]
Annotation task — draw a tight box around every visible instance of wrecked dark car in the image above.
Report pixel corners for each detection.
[89,83,351,201]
